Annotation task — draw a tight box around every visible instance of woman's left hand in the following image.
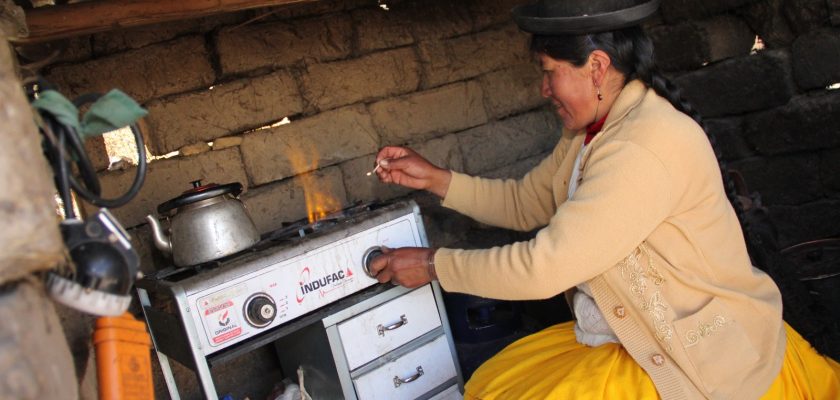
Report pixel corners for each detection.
[368,247,437,288]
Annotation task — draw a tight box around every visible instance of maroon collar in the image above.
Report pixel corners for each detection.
[584,114,608,145]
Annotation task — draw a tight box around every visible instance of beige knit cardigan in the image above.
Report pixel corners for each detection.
[434,80,785,399]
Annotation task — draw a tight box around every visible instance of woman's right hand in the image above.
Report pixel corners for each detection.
[375,146,452,198]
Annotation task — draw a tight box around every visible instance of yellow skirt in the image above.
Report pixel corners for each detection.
[464,321,840,399]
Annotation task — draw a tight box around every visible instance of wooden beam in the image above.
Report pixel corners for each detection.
[14,0,318,44]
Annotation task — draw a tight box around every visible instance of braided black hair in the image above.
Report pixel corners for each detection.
[531,28,831,354]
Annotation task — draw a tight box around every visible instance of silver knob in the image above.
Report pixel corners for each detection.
[362,246,384,278]
[243,293,276,328]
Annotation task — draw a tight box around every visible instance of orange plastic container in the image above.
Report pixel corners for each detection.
[93,313,154,400]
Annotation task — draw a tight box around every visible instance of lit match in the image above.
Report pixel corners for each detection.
[366,162,382,176]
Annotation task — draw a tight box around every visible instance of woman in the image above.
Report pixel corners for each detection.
[369,0,840,398]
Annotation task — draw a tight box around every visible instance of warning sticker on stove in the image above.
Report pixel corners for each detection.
[200,284,246,309]
[202,299,243,345]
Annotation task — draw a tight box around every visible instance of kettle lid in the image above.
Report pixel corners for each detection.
[157,180,243,215]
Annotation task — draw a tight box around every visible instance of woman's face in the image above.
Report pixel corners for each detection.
[539,53,597,131]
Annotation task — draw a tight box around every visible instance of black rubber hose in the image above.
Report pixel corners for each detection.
[40,115,75,219]
[65,92,147,208]
[37,94,148,210]
[63,123,101,196]
[54,124,75,219]
[68,122,147,208]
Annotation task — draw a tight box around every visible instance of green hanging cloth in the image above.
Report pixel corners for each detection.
[31,90,81,134]
[80,89,148,139]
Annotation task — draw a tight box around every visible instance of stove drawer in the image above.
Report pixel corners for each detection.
[353,334,457,400]
[338,284,441,370]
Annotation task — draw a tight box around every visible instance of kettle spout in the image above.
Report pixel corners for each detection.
[145,215,172,254]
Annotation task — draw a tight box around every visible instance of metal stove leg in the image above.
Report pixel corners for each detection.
[137,288,181,400]
[193,355,218,399]
[173,290,219,399]
[156,352,181,400]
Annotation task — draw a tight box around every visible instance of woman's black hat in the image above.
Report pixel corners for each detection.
[512,0,661,35]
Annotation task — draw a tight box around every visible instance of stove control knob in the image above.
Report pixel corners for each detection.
[243,293,276,328]
[362,246,384,278]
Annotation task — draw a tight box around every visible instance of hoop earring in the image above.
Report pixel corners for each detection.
[597,87,603,101]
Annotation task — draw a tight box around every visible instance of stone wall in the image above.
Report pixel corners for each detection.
[23,0,839,256]
[26,0,555,271]
[650,0,840,247]
[16,0,840,398]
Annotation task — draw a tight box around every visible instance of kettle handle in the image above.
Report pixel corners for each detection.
[157,182,243,214]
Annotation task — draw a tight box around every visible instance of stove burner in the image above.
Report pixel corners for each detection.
[262,218,339,243]
[327,200,385,218]
[261,201,388,243]
[152,259,224,282]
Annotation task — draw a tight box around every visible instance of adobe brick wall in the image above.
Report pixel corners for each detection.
[241,104,379,185]
[45,36,215,104]
[27,0,833,250]
[18,0,840,398]
[650,0,840,248]
[301,47,420,111]
[145,70,303,154]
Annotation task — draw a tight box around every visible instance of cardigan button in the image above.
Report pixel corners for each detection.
[613,306,626,318]
[651,354,665,366]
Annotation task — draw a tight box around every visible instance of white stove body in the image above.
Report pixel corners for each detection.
[135,201,441,399]
[189,214,422,355]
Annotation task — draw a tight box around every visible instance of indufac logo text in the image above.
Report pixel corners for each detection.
[295,266,353,304]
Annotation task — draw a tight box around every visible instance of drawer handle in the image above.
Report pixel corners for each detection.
[377,314,408,336]
[393,366,424,387]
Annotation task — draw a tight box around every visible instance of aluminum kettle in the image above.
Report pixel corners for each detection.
[146,181,259,266]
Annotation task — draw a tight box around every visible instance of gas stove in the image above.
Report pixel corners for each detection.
[137,202,423,369]
[139,200,425,355]
[137,199,466,400]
